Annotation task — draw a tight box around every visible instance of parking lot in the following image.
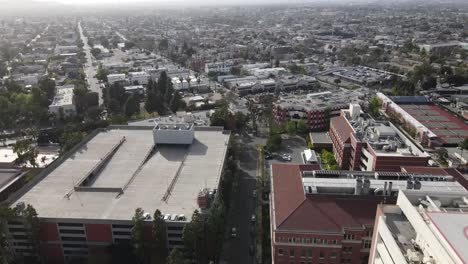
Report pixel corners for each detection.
[266,135,307,165]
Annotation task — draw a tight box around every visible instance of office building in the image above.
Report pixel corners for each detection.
[369,189,468,264]
[329,104,429,171]
[269,164,465,264]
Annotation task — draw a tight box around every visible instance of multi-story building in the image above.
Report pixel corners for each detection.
[7,124,230,264]
[378,93,468,147]
[273,89,364,131]
[270,164,467,264]
[204,61,233,74]
[369,189,468,264]
[107,73,127,85]
[128,71,150,85]
[48,85,76,117]
[329,104,429,171]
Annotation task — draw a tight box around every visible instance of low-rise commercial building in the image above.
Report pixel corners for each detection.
[107,73,127,85]
[49,85,76,117]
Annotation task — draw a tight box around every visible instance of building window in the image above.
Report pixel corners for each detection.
[308,249,313,257]
[278,248,284,256]
[301,249,306,258]
[319,251,325,259]
[288,238,293,243]
[306,239,310,244]
[344,234,355,240]
[331,239,338,245]
[321,239,327,245]
[289,249,295,257]
[330,251,337,258]
[366,230,373,237]
[316,238,321,244]
[363,239,371,249]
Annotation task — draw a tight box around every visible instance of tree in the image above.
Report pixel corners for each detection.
[182,210,204,262]
[167,248,186,264]
[296,119,309,134]
[151,210,168,264]
[275,59,280,68]
[368,97,381,117]
[206,201,225,262]
[131,208,147,264]
[59,129,86,154]
[459,138,468,151]
[12,139,38,168]
[0,205,16,264]
[286,121,297,135]
[91,48,102,58]
[23,205,41,263]
[124,95,140,117]
[266,134,282,152]
[334,78,341,84]
[38,78,56,101]
[320,149,339,170]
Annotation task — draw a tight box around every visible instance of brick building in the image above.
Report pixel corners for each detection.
[273,89,364,131]
[269,164,466,264]
[329,104,429,171]
[7,125,230,264]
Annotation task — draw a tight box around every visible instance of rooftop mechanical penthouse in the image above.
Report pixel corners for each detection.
[7,124,230,263]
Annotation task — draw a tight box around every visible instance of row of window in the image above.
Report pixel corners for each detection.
[278,248,337,259]
[280,237,339,245]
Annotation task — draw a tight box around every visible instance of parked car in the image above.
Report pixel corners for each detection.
[249,245,255,256]
[251,214,256,223]
[252,190,257,198]
[281,153,292,161]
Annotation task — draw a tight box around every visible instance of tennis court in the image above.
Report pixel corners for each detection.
[398,103,468,145]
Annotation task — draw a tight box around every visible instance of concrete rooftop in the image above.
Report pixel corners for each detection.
[12,127,229,221]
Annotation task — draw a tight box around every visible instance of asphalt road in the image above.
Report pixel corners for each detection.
[221,134,266,264]
[78,21,103,106]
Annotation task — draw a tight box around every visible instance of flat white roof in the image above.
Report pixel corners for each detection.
[12,127,229,221]
[427,212,468,263]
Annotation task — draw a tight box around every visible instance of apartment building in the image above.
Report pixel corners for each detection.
[48,85,76,117]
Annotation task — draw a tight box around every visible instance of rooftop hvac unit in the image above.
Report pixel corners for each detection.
[406,249,423,264]
[414,180,422,190]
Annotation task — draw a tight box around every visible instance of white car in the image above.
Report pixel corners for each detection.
[281,154,292,161]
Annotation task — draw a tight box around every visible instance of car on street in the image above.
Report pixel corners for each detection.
[251,214,256,223]
[249,245,255,256]
[252,190,257,198]
[231,227,237,238]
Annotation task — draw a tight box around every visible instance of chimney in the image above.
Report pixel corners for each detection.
[383,181,388,196]
[388,181,393,196]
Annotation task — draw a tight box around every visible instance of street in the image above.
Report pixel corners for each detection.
[78,21,103,106]
[221,133,266,264]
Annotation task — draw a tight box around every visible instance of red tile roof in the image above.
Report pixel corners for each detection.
[271,164,306,228]
[277,196,383,232]
[330,116,353,143]
[271,163,387,232]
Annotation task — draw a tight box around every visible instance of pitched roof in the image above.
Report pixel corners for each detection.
[277,195,383,232]
[271,164,306,228]
[330,115,353,143]
[271,163,384,232]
